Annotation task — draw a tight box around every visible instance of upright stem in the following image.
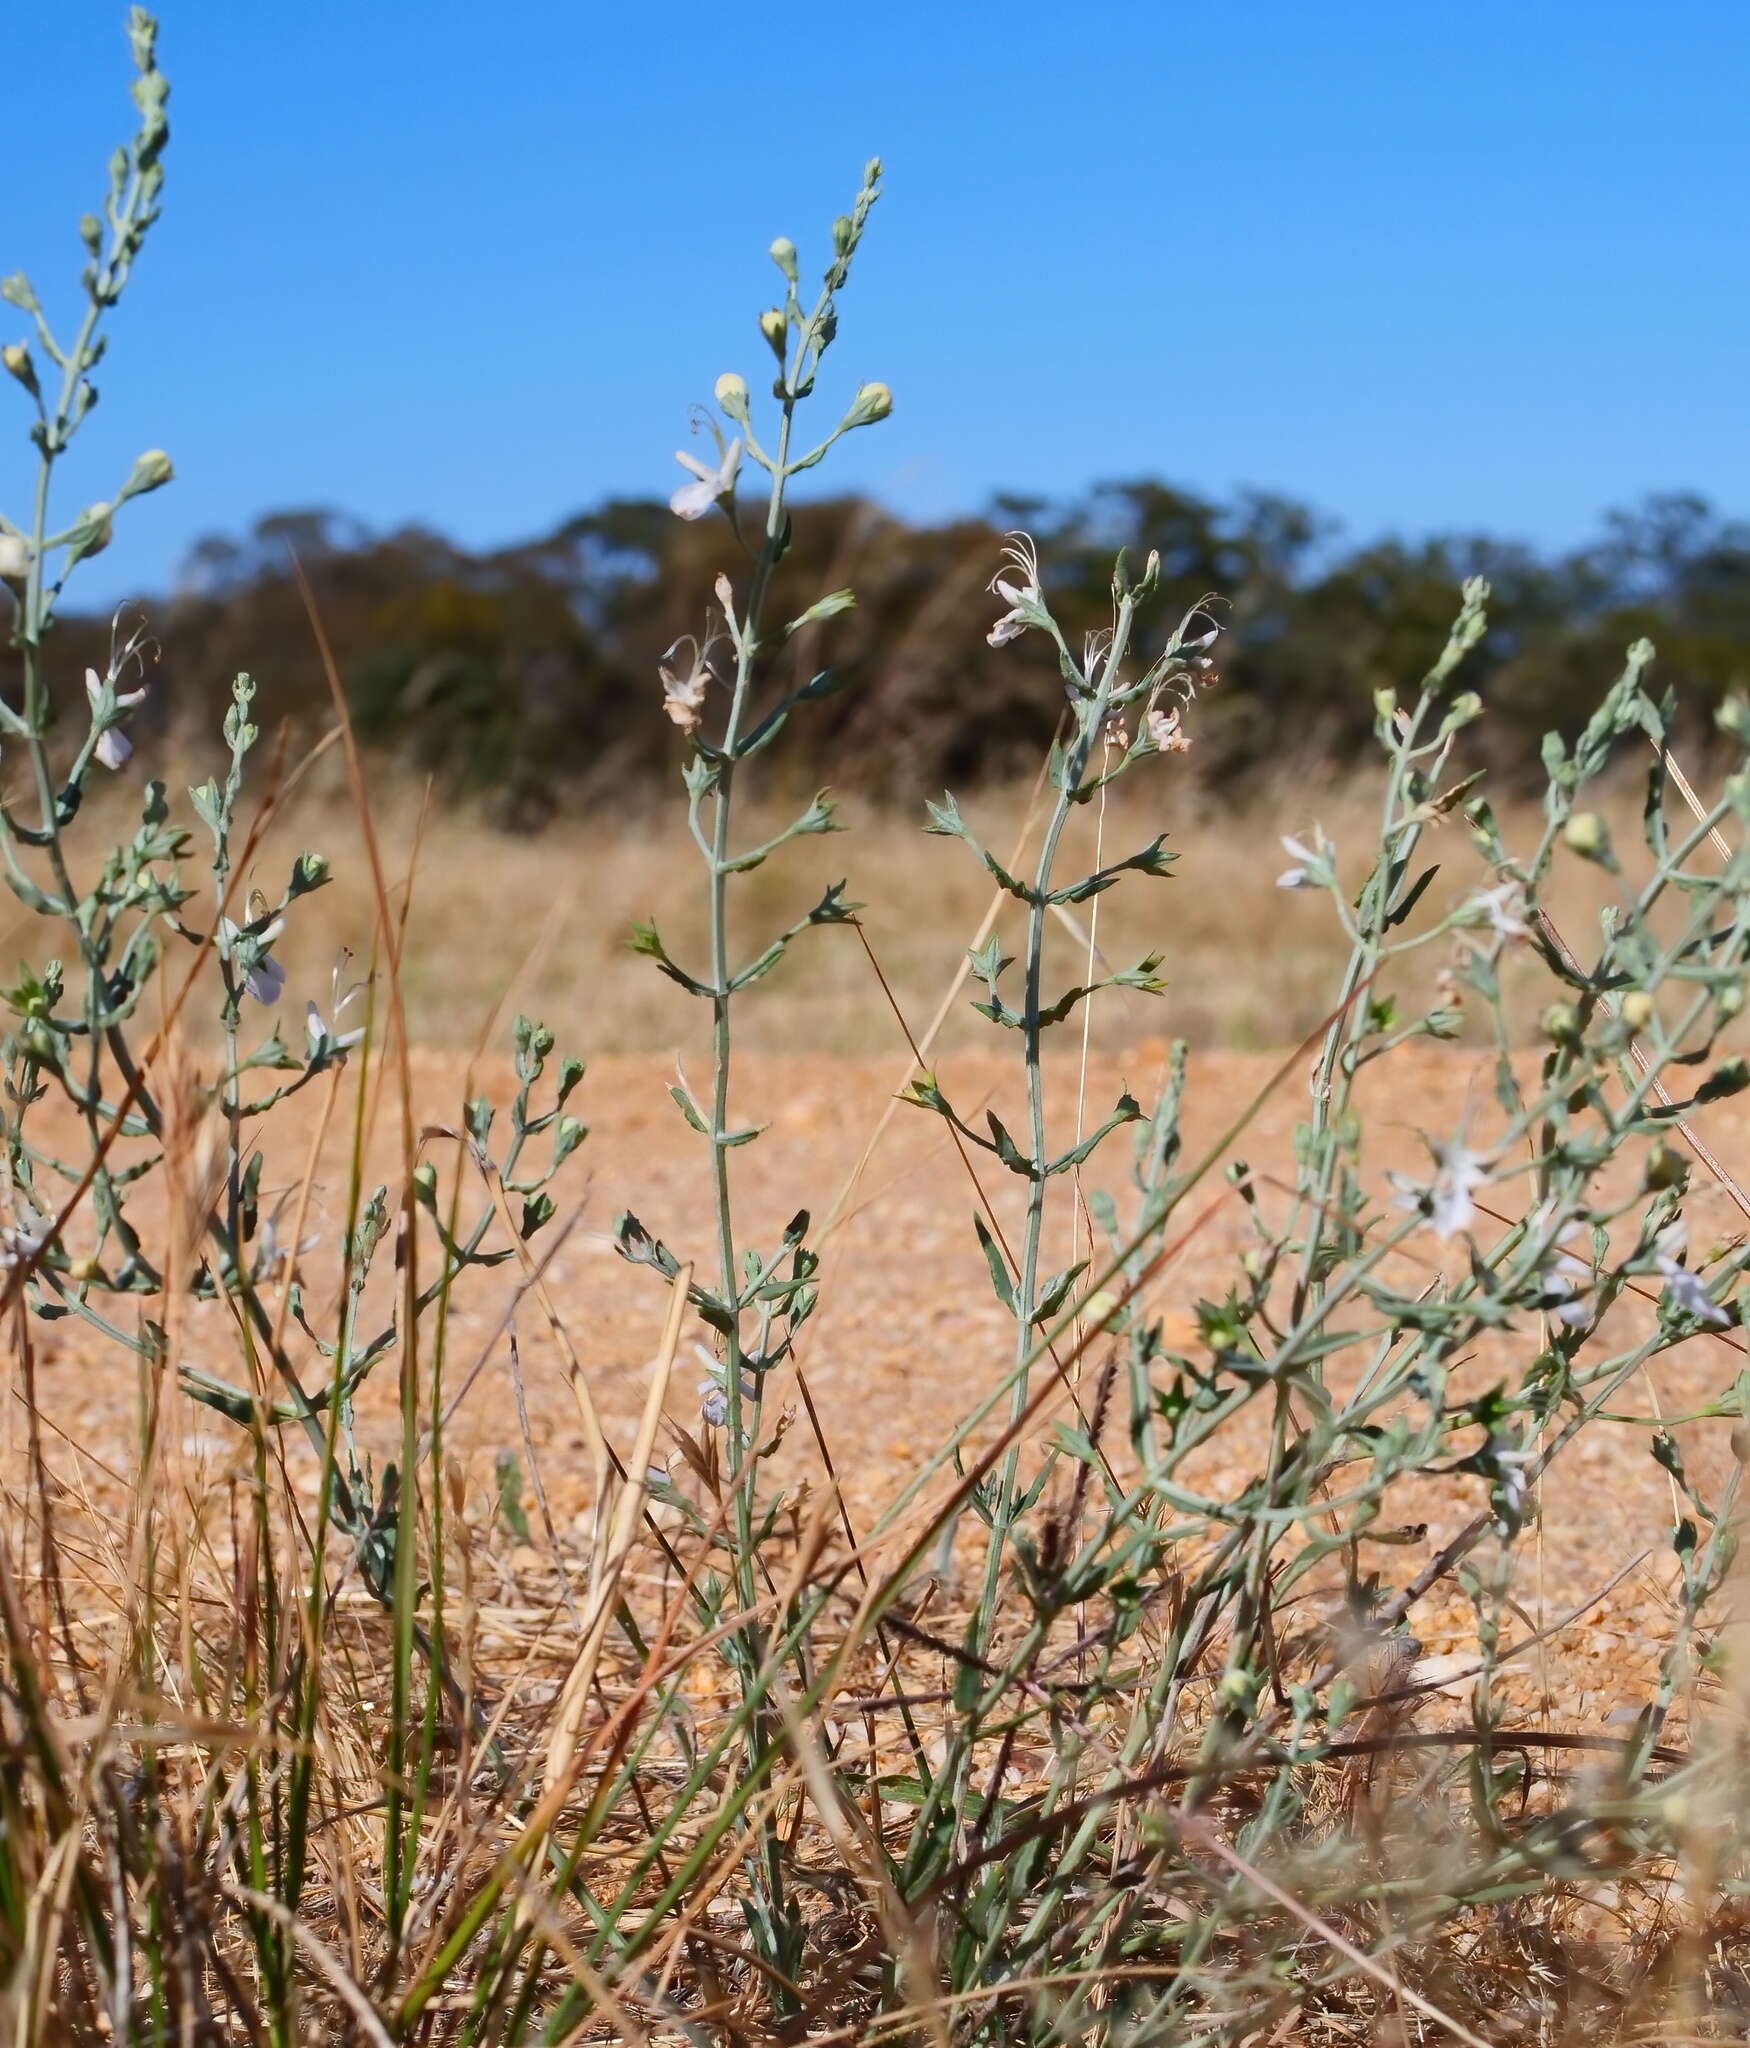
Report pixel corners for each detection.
[974,597,1137,1639]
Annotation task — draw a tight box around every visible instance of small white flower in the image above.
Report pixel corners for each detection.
[658,634,723,733]
[670,435,742,520]
[255,1201,320,1280]
[0,534,29,581]
[1276,833,1329,890]
[305,996,364,1057]
[1466,879,1530,941]
[1538,1241,1595,1329]
[219,916,287,1007]
[987,533,1044,648]
[0,1204,47,1267]
[1494,1444,1535,1522]
[1655,1223,1730,1328]
[85,665,147,772]
[1146,704,1191,754]
[1391,1142,1487,1241]
[698,1376,729,1428]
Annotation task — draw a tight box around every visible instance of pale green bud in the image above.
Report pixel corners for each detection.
[1541,1001,1579,1043]
[413,1160,439,1205]
[2,343,38,397]
[713,371,749,421]
[1720,982,1744,1020]
[79,215,102,258]
[1620,990,1656,1034]
[758,307,787,359]
[118,448,174,501]
[1643,1139,1687,1192]
[841,380,892,429]
[1718,694,1750,745]
[1563,812,1610,863]
[65,502,113,559]
[831,214,854,257]
[1373,687,1397,722]
[768,236,798,282]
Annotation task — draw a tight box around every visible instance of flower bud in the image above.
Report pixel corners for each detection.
[1718,694,1750,745]
[841,380,892,429]
[0,534,28,582]
[1720,982,1745,1020]
[831,214,854,257]
[67,1255,101,1285]
[713,371,749,421]
[1643,1139,1687,1192]
[1620,990,1656,1034]
[79,215,102,257]
[759,307,787,359]
[1541,1001,1580,1043]
[118,447,174,500]
[2,343,38,397]
[63,503,113,559]
[768,236,798,282]
[413,1160,439,1205]
[1563,812,1611,863]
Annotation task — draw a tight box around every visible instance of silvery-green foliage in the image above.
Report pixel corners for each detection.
[611,161,889,2007]
[0,15,586,1612]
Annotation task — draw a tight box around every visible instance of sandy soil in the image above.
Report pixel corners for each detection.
[18,1041,1750,1734]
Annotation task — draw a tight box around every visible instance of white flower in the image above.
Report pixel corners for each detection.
[670,436,741,520]
[305,998,364,1057]
[1654,1223,1730,1328]
[219,916,286,1007]
[1538,1240,1595,1329]
[1467,879,1530,941]
[0,534,29,581]
[1146,704,1191,754]
[1276,833,1329,890]
[698,1376,728,1428]
[658,635,723,733]
[1494,1443,1535,1522]
[987,533,1044,648]
[255,1202,320,1280]
[1391,1142,1486,1241]
[85,665,147,771]
[0,1205,47,1267]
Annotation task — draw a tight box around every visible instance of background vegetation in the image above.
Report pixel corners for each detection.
[17,484,1750,823]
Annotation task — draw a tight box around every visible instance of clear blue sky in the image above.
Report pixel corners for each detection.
[8,0,1749,603]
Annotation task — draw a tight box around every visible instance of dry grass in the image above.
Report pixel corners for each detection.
[19,752,1653,1058]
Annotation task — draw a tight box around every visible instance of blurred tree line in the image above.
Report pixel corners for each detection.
[18,483,1750,824]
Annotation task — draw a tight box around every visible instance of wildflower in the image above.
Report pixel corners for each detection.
[1146,704,1192,754]
[304,952,365,1056]
[1654,1222,1730,1328]
[219,916,286,1006]
[1276,833,1331,890]
[0,533,28,581]
[85,665,147,770]
[1466,878,1530,941]
[254,1197,320,1281]
[987,533,1044,648]
[0,1205,47,1267]
[1537,1239,1595,1329]
[670,435,741,520]
[658,635,723,733]
[1390,1142,1486,1240]
[1493,1441,1535,1524]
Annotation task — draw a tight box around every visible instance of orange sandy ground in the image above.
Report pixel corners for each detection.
[14,1042,1750,1734]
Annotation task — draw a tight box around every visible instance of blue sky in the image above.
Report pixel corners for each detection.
[7,0,1749,603]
